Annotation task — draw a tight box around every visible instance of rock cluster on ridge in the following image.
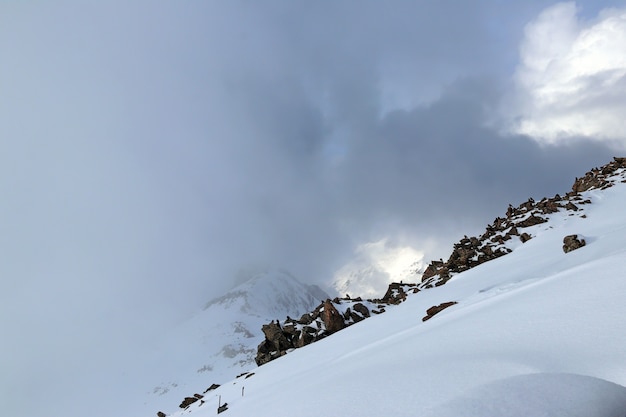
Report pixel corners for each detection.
[420,157,626,288]
[254,157,626,367]
[254,282,421,365]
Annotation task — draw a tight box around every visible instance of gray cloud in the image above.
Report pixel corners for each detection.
[0,1,619,417]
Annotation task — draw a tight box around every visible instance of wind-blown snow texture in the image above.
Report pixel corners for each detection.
[157,163,626,417]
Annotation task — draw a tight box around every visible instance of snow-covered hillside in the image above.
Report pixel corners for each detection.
[158,160,626,417]
[133,270,327,416]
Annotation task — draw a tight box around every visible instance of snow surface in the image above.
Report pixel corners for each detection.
[158,172,626,417]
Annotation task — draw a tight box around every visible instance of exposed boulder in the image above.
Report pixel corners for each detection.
[353,302,370,318]
[422,301,458,322]
[563,234,586,253]
[157,412,166,417]
[379,282,416,304]
[520,232,532,243]
[179,396,199,409]
[204,383,220,393]
[517,215,547,228]
[297,312,313,325]
[261,321,291,352]
[321,299,345,333]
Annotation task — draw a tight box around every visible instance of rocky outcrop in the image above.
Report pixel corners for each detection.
[204,383,220,393]
[422,301,457,321]
[255,158,626,366]
[572,157,626,192]
[421,192,588,288]
[420,158,626,288]
[254,292,407,366]
[321,299,346,333]
[563,234,586,253]
[179,395,201,409]
[377,282,419,304]
[157,412,166,417]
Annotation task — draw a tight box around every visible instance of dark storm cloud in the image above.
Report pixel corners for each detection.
[0,2,619,417]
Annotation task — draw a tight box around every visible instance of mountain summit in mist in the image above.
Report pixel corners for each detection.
[133,269,327,416]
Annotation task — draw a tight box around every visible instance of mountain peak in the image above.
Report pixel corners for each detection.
[204,269,328,317]
[140,269,327,416]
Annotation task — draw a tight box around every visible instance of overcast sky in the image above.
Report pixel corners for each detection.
[1,1,625,416]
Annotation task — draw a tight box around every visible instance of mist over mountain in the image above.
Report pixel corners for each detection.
[124,270,327,416]
[4,3,626,417]
[152,158,626,417]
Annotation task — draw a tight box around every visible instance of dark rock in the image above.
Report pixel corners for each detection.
[321,299,345,333]
[348,310,365,323]
[353,302,370,318]
[261,322,291,352]
[422,301,458,321]
[157,412,166,417]
[517,215,547,228]
[563,234,586,253]
[217,403,228,414]
[380,282,411,304]
[295,328,316,347]
[179,396,199,409]
[572,157,626,192]
[520,232,532,243]
[204,384,220,393]
[297,313,313,325]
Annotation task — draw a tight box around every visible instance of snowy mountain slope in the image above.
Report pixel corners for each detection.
[132,270,327,416]
[159,163,626,417]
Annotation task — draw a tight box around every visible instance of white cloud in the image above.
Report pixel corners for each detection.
[508,2,626,146]
[333,239,425,298]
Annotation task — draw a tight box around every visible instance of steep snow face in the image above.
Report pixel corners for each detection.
[163,168,626,417]
[129,270,327,416]
[333,239,425,298]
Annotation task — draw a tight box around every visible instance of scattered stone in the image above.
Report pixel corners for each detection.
[353,303,370,318]
[520,233,532,243]
[179,396,199,409]
[321,299,345,333]
[517,215,548,228]
[563,234,586,253]
[157,412,166,417]
[217,403,229,414]
[204,383,220,393]
[422,301,458,322]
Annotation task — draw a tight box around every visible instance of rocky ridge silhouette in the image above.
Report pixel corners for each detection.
[254,157,626,366]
